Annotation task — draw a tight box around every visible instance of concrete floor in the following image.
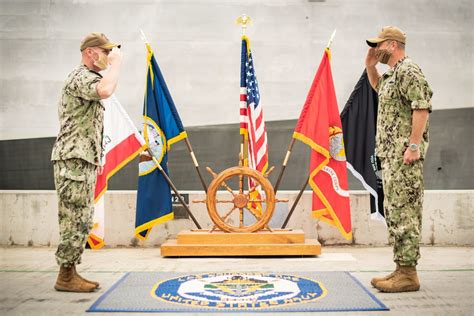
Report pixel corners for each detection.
[0,246,473,315]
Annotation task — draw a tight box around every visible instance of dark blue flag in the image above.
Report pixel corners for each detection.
[135,44,187,240]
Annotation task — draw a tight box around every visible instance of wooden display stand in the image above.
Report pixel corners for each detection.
[161,229,321,257]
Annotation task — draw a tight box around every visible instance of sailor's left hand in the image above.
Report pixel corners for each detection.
[403,148,420,165]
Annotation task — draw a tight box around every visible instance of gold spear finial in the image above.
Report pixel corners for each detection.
[236,14,252,36]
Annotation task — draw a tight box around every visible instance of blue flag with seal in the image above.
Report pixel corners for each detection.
[135,43,187,240]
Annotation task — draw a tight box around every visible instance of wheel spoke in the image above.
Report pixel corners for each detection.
[219,180,236,197]
[239,208,244,227]
[216,200,234,203]
[221,206,238,222]
[239,173,244,194]
[245,206,262,221]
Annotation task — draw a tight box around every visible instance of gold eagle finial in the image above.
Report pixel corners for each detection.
[236,14,252,36]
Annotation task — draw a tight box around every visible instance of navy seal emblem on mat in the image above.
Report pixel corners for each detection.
[151,272,327,309]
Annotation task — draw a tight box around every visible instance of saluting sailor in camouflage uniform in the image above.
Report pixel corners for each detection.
[365,26,432,293]
[51,32,122,292]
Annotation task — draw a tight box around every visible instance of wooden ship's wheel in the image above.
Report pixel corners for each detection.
[205,166,276,233]
[160,163,321,256]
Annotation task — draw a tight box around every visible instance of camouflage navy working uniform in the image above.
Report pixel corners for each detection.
[51,65,104,267]
[376,57,433,266]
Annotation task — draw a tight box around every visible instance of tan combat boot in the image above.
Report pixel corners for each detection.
[54,265,97,292]
[72,265,100,289]
[375,265,420,293]
[370,263,400,287]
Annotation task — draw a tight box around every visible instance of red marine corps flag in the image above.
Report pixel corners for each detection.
[293,48,352,240]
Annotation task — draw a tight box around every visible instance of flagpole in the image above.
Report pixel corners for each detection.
[273,138,295,194]
[237,15,251,168]
[184,138,208,193]
[279,29,337,228]
[237,14,251,202]
[281,175,309,229]
[149,151,202,229]
[140,30,208,193]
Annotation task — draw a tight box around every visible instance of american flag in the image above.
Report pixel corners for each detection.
[240,37,268,192]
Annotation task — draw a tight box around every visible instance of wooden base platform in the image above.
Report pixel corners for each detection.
[160,229,321,257]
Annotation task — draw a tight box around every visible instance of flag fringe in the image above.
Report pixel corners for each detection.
[134,212,174,241]
[87,233,105,250]
[309,171,353,241]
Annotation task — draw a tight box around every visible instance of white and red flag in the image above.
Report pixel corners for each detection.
[87,95,147,249]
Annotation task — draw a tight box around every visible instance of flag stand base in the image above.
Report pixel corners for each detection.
[160,229,321,257]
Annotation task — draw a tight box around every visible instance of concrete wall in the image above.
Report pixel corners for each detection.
[1,0,472,140]
[1,190,472,247]
[1,108,473,191]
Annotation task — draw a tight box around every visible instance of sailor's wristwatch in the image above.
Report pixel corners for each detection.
[408,143,419,152]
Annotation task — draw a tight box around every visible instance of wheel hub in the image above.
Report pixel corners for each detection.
[233,194,248,208]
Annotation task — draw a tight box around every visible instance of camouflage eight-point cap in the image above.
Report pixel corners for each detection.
[79,32,120,51]
[366,26,406,47]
